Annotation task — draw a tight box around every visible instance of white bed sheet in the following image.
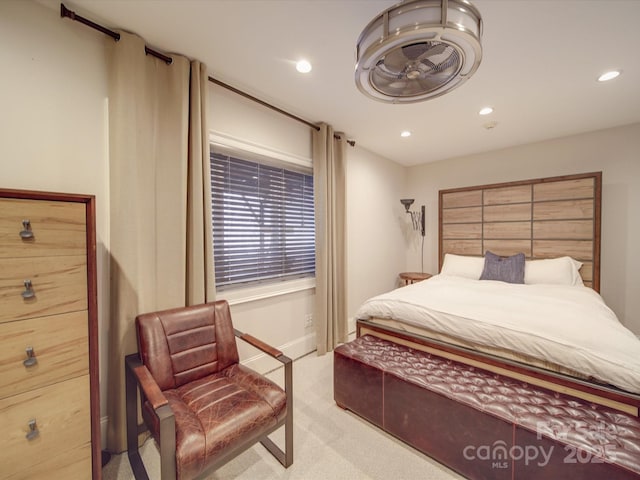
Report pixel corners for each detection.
[355,275,640,394]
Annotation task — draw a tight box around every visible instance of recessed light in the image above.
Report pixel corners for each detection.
[400,131,411,137]
[597,70,621,82]
[296,60,312,74]
[479,106,493,115]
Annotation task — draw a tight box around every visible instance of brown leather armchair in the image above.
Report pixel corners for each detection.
[125,300,293,480]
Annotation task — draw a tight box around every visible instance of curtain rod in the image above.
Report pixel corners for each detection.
[210,74,356,145]
[209,77,356,146]
[59,3,355,146]
[60,3,173,64]
[208,77,320,132]
[209,76,356,146]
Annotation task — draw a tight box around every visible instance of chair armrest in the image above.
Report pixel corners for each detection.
[125,353,169,410]
[234,328,291,365]
[133,364,169,410]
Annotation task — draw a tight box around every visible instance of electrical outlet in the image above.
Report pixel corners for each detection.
[304,314,313,328]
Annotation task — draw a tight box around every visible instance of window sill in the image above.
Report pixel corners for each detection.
[220,277,316,306]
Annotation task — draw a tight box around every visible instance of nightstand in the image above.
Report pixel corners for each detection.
[399,272,432,285]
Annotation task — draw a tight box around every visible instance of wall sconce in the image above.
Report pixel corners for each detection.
[400,199,425,236]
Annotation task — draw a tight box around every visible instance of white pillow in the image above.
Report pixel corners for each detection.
[524,257,584,286]
[440,254,485,280]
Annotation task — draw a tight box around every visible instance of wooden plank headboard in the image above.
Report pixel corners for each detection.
[438,172,602,291]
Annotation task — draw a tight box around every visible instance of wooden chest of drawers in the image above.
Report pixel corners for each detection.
[0,189,100,479]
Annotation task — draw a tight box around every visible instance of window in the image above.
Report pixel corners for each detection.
[210,148,315,290]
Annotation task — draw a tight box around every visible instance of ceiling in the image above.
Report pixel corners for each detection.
[43,0,640,166]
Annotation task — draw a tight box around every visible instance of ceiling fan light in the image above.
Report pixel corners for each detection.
[355,0,483,104]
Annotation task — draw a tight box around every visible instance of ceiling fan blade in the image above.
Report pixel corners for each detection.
[382,48,411,74]
[402,42,430,60]
[416,42,449,60]
[419,58,438,74]
[415,72,453,92]
[373,62,403,82]
[421,50,459,74]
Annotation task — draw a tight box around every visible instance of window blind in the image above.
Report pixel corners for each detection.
[211,151,315,289]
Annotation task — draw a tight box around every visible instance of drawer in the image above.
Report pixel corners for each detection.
[0,311,89,399]
[0,198,86,258]
[0,374,92,479]
[0,255,87,324]
[2,444,92,480]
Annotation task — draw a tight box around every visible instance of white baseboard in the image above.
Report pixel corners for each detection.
[241,332,317,374]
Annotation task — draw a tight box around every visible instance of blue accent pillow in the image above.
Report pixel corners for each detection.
[480,251,525,284]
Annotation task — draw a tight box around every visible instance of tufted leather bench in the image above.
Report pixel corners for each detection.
[334,334,640,480]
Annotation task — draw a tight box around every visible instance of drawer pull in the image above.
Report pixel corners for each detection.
[22,280,35,299]
[26,419,39,441]
[19,219,34,239]
[23,347,38,367]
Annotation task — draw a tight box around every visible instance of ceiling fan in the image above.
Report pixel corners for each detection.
[355,0,483,104]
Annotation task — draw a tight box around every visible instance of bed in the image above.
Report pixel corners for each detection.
[338,172,640,478]
[355,171,640,415]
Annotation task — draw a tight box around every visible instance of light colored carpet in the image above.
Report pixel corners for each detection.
[102,351,463,480]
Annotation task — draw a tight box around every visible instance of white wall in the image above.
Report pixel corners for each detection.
[346,145,408,326]
[405,123,640,333]
[0,0,111,427]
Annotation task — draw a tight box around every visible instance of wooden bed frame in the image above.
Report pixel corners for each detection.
[356,171,640,416]
[439,171,601,290]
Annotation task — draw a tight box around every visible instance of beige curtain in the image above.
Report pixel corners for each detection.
[187,61,215,305]
[106,32,214,453]
[313,123,347,355]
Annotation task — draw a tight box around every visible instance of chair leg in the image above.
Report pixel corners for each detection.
[157,404,177,480]
[125,354,150,480]
[259,354,293,467]
[283,354,294,467]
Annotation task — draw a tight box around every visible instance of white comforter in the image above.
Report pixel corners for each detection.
[355,275,640,394]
